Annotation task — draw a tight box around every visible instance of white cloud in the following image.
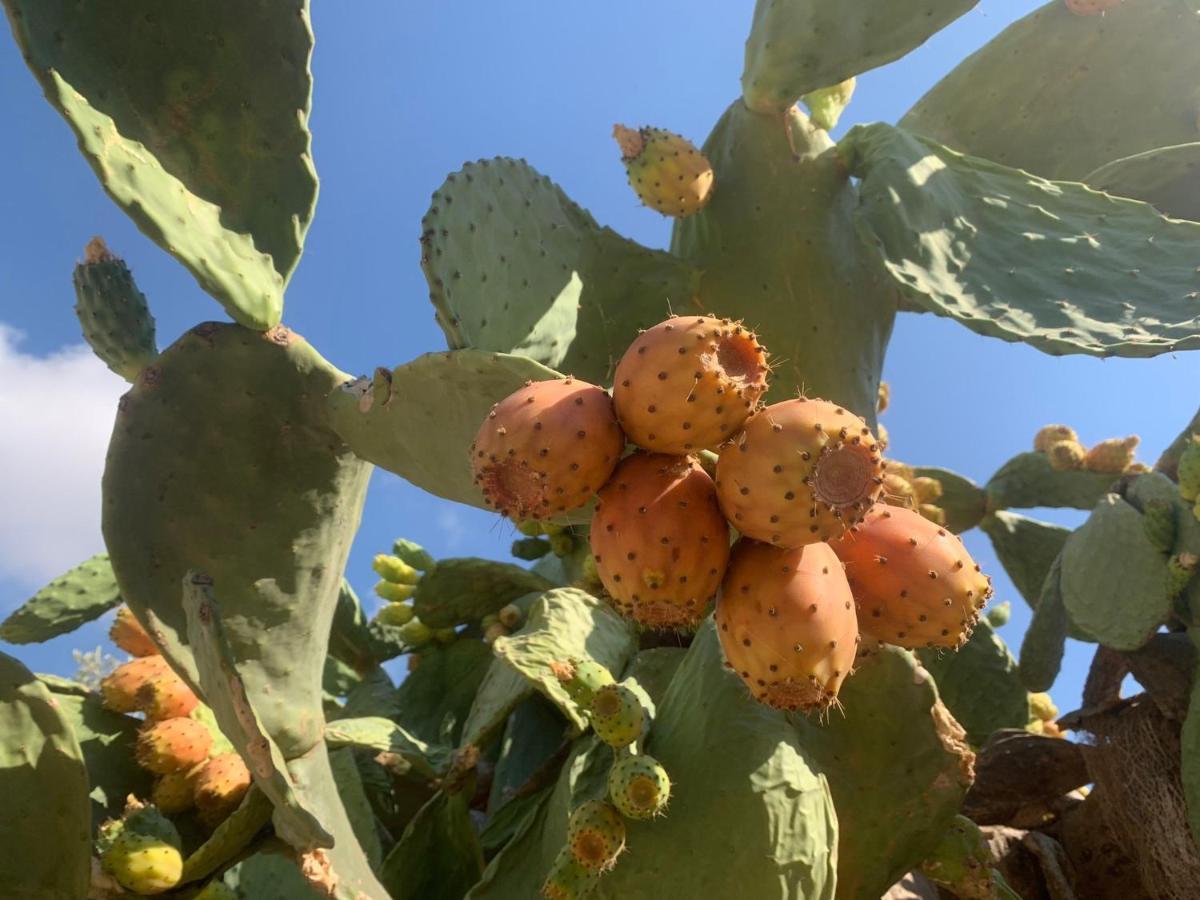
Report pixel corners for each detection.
[0,324,126,596]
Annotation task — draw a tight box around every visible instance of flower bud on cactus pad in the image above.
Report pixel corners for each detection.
[716,398,884,548]
[716,540,858,711]
[1064,0,1122,14]
[1142,499,1177,554]
[101,655,176,713]
[608,753,671,819]
[541,845,602,900]
[375,601,415,627]
[567,799,627,871]
[1047,440,1086,471]
[612,315,768,454]
[1034,424,1078,453]
[1168,553,1199,599]
[834,505,992,650]
[193,752,252,827]
[375,580,415,603]
[1178,436,1200,501]
[102,829,183,895]
[590,452,730,629]
[551,657,615,709]
[135,674,199,721]
[373,553,420,585]
[110,606,158,657]
[152,769,199,815]
[1083,435,1139,474]
[589,683,645,749]
[471,377,624,521]
[136,717,214,775]
[612,124,714,217]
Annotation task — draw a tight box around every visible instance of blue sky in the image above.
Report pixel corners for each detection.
[1,0,1194,713]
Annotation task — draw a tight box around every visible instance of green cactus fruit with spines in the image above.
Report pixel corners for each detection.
[551,658,617,710]
[986,601,1012,628]
[102,829,184,895]
[194,752,253,828]
[111,605,158,657]
[136,716,214,775]
[1178,437,1200,502]
[549,532,576,558]
[1168,553,1199,600]
[72,237,157,381]
[612,315,768,454]
[839,122,1200,359]
[1047,440,1086,471]
[1083,436,1140,474]
[513,537,553,560]
[136,673,199,721]
[608,754,671,820]
[801,77,856,131]
[153,769,198,816]
[393,538,437,573]
[195,881,239,900]
[375,580,416,603]
[375,602,415,627]
[717,540,858,712]
[1144,498,1179,554]
[567,800,626,871]
[541,845,602,900]
[591,453,729,629]
[1034,424,1078,453]
[100,655,177,714]
[471,377,625,522]
[0,552,122,644]
[589,684,645,749]
[672,101,894,418]
[715,398,885,548]
[373,554,421,585]
[612,125,715,218]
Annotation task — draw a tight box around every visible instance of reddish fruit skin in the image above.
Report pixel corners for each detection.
[101,655,175,713]
[716,540,858,711]
[833,505,992,649]
[716,398,884,548]
[193,752,252,827]
[613,315,768,454]
[470,377,624,521]
[590,453,730,629]
[136,717,213,775]
[110,606,159,657]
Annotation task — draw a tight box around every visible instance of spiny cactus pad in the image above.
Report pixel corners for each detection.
[1083,142,1200,223]
[0,553,122,644]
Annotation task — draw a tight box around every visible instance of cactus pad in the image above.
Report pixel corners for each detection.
[980,512,1071,609]
[1084,143,1200,223]
[413,558,553,628]
[986,452,1122,512]
[0,552,122,643]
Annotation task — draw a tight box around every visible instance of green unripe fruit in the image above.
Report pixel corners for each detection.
[590,683,644,749]
[375,602,415,626]
[549,532,575,557]
[985,601,1011,629]
[73,237,158,382]
[434,626,458,644]
[1168,553,1198,599]
[512,536,552,560]
[1181,437,1200,502]
[608,754,671,819]
[517,519,545,537]
[195,881,238,900]
[373,554,420,584]
[375,580,415,602]
[393,538,436,572]
[102,830,183,895]
[397,618,433,647]
[1143,498,1177,554]
[541,845,601,899]
[566,800,626,871]
[550,657,615,709]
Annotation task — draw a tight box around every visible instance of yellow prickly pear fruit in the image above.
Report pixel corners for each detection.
[1047,440,1086,471]
[1028,692,1059,722]
[877,381,891,415]
[1083,436,1140,474]
[608,753,671,819]
[876,422,889,450]
[801,77,856,131]
[918,503,947,526]
[1177,436,1200,501]
[102,830,182,895]
[375,580,415,602]
[612,125,714,218]
[373,554,420,585]
[551,657,615,708]
[589,683,645,749]
[375,602,415,626]
[152,768,200,815]
[1034,424,1078,453]
[912,476,943,505]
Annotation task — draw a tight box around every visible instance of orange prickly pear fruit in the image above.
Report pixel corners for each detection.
[135,717,213,775]
[590,452,730,629]
[470,377,624,522]
[152,767,200,815]
[193,752,252,827]
[110,606,158,657]
[1034,424,1078,453]
[1083,435,1139,474]
[612,315,769,455]
[135,675,199,721]
[612,124,714,217]
[715,397,884,548]
[834,505,992,650]
[100,655,175,713]
[1047,440,1086,471]
[716,540,858,711]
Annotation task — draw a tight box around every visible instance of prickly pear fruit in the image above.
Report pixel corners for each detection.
[375,580,415,602]
[590,452,730,629]
[193,752,252,827]
[1064,0,1122,15]
[1177,436,1200,501]
[1034,424,1078,453]
[551,657,616,709]
[912,477,944,504]
[716,540,858,711]
[498,604,523,628]
[612,124,714,217]
[101,655,176,713]
[608,753,671,819]
[919,504,947,527]
[876,422,890,450]
[375,602,415,627]
[136,674,199,721]
[1083,436,1139,474]
[373,553,420,584]
[567,799,626,871]
[101,806,182,895]
[834,505,992,649]
[716,398,884,548]
[801,77,856,131]
[471,377,624,521]
[397,617,433,646]
[136,717,213,775]
[73,237,158,382]
[1168,552,1199,599]
[110,606,158,657]
[152,769,198,815]
[1047,440,1086,471]
[512,536,552,560]
[393,538,436,572]
[589,683,645,749]
[877,382,891,415]
[1142,498,1177,554]
[1028,693,1059,723]
[541,845,602,900]
[612,315,769,454]
[195,881,238,900]
[882,472,917,508]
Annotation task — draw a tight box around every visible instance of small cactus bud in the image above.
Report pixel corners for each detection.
[911,476,944,504]
[392,538,436,572]
[375,602,415,627]
[918,503,947,526]
[375,580,415,602]
[397,617,433,647]
[877,381,891,414]
[373,554,420,585]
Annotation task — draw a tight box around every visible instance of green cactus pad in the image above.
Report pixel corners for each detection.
[381,790,485,900]
[325,717,451,778]
[461,657,536,752]
[802,647,974,900]
[327,348,561,510]
[330,748,383,873]
[920,815,1013,899]
[0,651,91,900]
[980,512,1071,609]
[741,0,978,113]
[102,322,371,758]
[672,101,895,421]
[413,558,554,628]
[3,0,318,284]
[73,242,158,382]
[1061,494,1172,650]
[0,552,122,643]
[179,788,273,885]
[490,589,638,732]
[840,123,1200,359]
[900,0,1200,184]
[393,538,437,573]
[485,694,568,819]
[1084,143,1200,223]
[919,618,1030,747]
[394,639,493,749]
[422,157,699,384]
[985,452,1120,512]
[1184,627,1200,846]
[1019,554,1073,692]
[619,647,687,708]
[221,846,325,900]
[911,466,987,534]
[327,581,377,674]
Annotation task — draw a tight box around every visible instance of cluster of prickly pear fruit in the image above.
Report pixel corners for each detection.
[1033,424,1144,475]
